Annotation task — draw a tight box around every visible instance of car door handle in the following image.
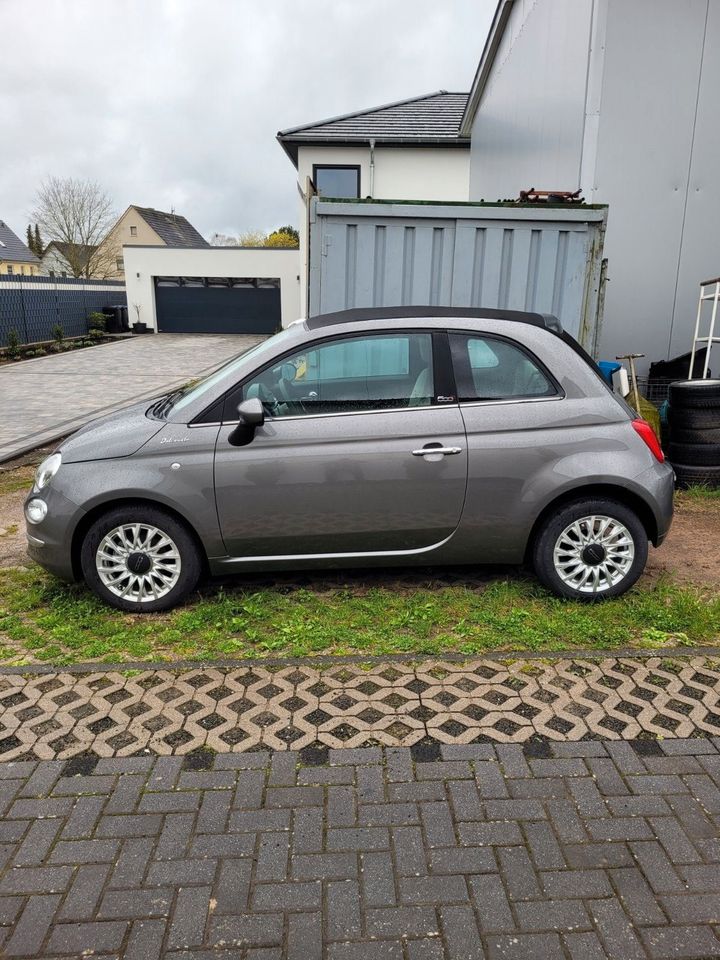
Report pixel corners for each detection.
[411,445,463,457]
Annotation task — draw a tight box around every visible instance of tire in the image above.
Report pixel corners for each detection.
[673,462,720,488]
[667,441,720,467]
[668,425,720,445]
[81,505,202,612]
[669,407,720,431]
[532,498,648,602]
[669,379,720,409]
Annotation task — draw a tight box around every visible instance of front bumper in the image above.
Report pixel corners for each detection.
[24,487,84,583]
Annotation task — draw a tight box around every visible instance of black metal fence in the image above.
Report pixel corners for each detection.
[0,275,127,346]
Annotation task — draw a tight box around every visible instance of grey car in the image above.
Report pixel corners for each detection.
[25,307,673,612]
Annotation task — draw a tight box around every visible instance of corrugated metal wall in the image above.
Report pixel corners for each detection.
[309,200,607,352]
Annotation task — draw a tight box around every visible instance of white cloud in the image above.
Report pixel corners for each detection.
[1,0,494,239]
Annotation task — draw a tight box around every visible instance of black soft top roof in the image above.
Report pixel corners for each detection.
[306,306,600,372]
[306,306,562,332]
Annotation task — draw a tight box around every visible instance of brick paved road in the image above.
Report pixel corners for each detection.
[2,739,720,958]
[0,333,264,462]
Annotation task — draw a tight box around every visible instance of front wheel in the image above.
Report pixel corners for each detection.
[81,506,202,612]
[532,499,648,601]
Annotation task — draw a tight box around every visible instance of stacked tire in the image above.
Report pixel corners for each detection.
[667,379,720,487]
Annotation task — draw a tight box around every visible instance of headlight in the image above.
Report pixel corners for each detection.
[25,499,48,524]
[34,453,62,491]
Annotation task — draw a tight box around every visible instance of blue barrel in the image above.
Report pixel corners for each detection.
[598,361,621,386]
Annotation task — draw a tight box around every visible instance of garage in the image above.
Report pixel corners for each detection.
[154,276,281,334]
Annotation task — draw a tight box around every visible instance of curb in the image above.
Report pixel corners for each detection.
[0,644,717,677]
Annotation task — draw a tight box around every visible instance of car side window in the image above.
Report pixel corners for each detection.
[449,333,556,402]
[235,332,435,418]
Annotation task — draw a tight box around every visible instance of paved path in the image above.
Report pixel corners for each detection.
[1,739,720,958]
[0,333,264,462]
[0,654,719,761]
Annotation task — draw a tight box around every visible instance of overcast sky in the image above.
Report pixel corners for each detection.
[1,0,494,243]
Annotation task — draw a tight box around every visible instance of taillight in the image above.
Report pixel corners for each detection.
[632,418,664,463]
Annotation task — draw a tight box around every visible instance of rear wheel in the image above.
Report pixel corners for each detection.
[81,506,202,612]
[532,499,648,601]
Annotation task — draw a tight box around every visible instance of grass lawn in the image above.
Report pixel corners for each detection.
[0,564,718,667]
[1,462,718,667]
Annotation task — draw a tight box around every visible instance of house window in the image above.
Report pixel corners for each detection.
[6,265,13,274]
[312,164,361,199]
[116,257,124,271]
[49,270,55,278]
[130,225,137,237]
[61,271,67,278]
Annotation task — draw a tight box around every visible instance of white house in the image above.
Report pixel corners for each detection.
[277,91,471,314]
[40,242,95,278]
[122,245,300,334]
[461,0,720,367]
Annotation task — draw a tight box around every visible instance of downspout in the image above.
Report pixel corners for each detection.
[369,139,375,198]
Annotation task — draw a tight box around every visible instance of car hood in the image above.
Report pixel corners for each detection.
[60,400,164,464]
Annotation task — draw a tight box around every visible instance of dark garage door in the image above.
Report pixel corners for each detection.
[154,277,281,334]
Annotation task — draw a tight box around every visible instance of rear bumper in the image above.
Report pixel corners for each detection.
[640,461,675,546]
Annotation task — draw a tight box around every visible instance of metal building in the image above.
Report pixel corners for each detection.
[461,0,720,369]
[309,198,607,353]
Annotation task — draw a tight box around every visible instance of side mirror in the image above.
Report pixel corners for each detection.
[228,398,265,446]
[237,397,265,426]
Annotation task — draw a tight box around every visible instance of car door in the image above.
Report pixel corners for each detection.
[213,330,468,559]
[450,330,566,561]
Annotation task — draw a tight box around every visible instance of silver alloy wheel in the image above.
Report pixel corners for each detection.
[552,515,635,594]
[96,523,182,603]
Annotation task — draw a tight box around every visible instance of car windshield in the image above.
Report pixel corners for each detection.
[160,327,299,417]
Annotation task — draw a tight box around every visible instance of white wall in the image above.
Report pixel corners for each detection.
[467,0,720,368]
[295,143,470,313]
[40,247,72,277]
[122,245,301,331]
[468,0,595,200]
[592,0,719,362]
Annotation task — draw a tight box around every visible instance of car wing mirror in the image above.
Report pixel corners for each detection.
[237,397,265,426]
[228,398,265,446]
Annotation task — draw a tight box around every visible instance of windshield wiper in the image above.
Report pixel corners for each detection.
[152,388,186,419]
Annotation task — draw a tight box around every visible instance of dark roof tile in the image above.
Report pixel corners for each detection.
[278,91,469,164]
[0,221,40,264]
[133,207,209,247]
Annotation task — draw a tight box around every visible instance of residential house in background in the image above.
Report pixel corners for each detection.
[40,241,96,278]
[101,205,210,279]
[277,91,470,312]
[0,221,40,276]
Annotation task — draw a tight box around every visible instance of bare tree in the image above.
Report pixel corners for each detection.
[209,232,240,246]
[32,177,117,278]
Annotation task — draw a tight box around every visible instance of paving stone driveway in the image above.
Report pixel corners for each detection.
[0,333,264,462]
[2,739,720,959]
[1,654,719,761]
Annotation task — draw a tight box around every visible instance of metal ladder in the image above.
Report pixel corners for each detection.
[689,277,720,378]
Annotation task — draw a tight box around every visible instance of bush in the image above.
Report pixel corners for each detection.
[5,329,20,360]
[88,328,105,341]
[87,312,107,333]
[51,323,64,344]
